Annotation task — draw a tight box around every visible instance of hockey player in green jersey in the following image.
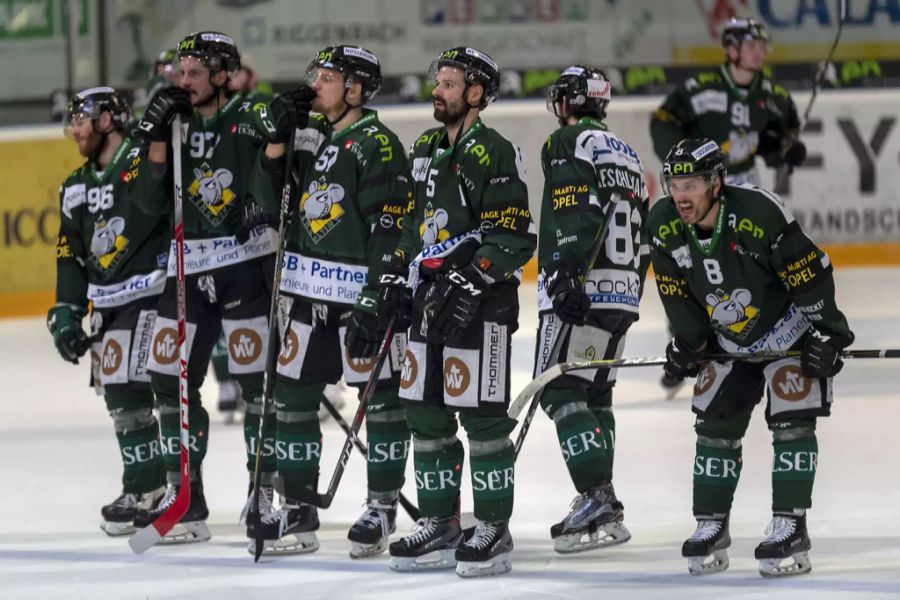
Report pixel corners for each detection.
[651,18,806,188]
[648,139,854,578]
[49,88,167,535]
[250,45,412,558]
[125,31,282,544]
[377,47,535,578]
[536,66,650,554]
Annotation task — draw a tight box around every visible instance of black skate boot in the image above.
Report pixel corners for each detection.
[455,520,514,578]
[347,497,397,558]
[100,486,165,536]
[132,477,211,544]
[250,498,320,556]
[217,380,243,424]
[550,483,631,553]
[682,514,731,575]
[754,512,812,577]
[241,483,276,538]
[389,505,463,572]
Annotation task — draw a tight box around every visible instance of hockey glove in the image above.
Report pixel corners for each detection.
[801,327,851,378]
[543,260,590,326]
[234,197,271,244]
[47,304,90,365]
[344,294,381,359]
[422,263,487,344]
[782,138,807,168]
[137,86,191,142]
[664,337,701,380]
[267,86,316,143]
[377,254,413,332]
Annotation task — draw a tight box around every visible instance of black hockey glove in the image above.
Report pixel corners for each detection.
[801,327,851,378]
[47,305,90,365]
[664,337,701,380]
[543,260,590,326]
[377,254,412,332]
[759,129,807,170]
[137,86,191,142]
[782,138,807,168]
[422,263,487,344]
[234,197,271,244]
[344,294,381,359]
[267,86,316,143]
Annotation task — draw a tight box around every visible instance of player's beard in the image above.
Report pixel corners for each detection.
[76,130,104,162]
[433,95,467,127]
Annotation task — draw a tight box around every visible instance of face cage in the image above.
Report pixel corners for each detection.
[63,101,127,139]
[726,29,773,54]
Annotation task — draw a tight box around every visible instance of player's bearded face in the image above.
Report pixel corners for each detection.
[70,116,103,159]
[432,67,468,125]
[669,176,715,225]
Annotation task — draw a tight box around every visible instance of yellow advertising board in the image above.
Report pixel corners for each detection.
[0,130,82,318]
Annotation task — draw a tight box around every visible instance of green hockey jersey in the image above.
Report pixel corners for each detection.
[126,93,277,275]
[647,184,852,354]
[537,117,650,316]
[650,65,800,184]
[56,137,170,310]
[396,119,536,281]
[252,109,412,308]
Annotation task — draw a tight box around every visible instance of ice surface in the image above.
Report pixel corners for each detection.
[2,268,898,599]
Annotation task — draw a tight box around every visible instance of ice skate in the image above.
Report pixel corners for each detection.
[389,512,463,572]
[348,498,397,558]
[250,499,320,556]
[132,478,211,544]
[99,486,165,536]
[241,483,276,538]
[755,513,812,577]
[455,520,513,578]
[682,515,730,575]
[550,483,631,553]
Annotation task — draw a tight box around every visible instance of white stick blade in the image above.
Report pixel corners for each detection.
[128,525,163,554]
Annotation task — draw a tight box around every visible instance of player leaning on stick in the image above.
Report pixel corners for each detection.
[49,87,168,536]
[536,66,650,554]
[249,44,412,557]
[377,47,535,578]
[648,138,853,578]
[125,31,280,543]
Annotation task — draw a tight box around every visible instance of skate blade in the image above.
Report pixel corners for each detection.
[100,520,135,536]
[759,552,812,578]
[687,549,729,575]
[389,548,458,572]
[250,532,319,556]
[349,538,388,559]
[456,552,512,578]
[554,522,632,554]
[158,521,211,545]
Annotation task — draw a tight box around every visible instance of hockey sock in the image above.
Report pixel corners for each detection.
[770,421,818,512]
[243,398,276,477]
[365,388,410,498]
[692,440,743,515]
[412,434,464,518]
[158,402,209,484]
[111,410,165,493]
[274,382,324,499]
[469,437,515,521]
[544,387,610,491]
[589,386,616,482]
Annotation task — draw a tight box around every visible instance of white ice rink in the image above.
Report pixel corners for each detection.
[2,268,899,600]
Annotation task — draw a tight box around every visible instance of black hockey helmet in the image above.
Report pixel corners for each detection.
[546,65,611,123]
[721,17,770,49]
[428,47,501,109]
[176,31,241,74]
[64,86,131,137]
[304,45,383,102]
[661,138,726,193]
[154,48,177,73]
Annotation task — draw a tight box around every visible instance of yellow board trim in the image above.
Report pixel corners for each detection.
[674,41,900,65]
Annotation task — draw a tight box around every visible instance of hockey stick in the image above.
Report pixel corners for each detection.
[130,115,190,554]
[319,396,421,521]
[774,0,846,192]
[250,137,297,562]
[294,317,398,509]
[512,193,621,458]
[508,348,900,419]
